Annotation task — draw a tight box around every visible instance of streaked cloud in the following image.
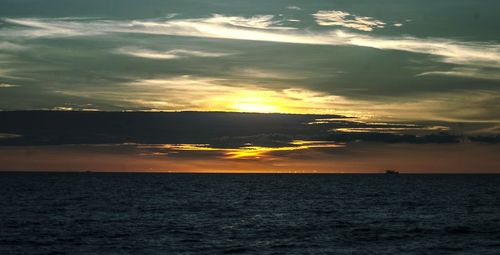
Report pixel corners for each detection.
[122,76,349,114]
[114,47,230,60]
[0,42,27,51]
[232,68,302,80]
[3,141,500,173]
[54,75,358,115]
[313,10,386,31]
[3,16,499,70]
[2,15,500,124]
[54,74,500,123]
[0,133,22,139]
[358,90,500,123]
[418,68,500,80]
[2,17,104,38]
[287,6,301,11]
[164,13,178,19]
[0,69,19,80]
[201,14,294,30]
[334,126,449,134]
[139,140,342,160]
[52,106,74,111]
[335,31,500,69]
[0,83,19,88]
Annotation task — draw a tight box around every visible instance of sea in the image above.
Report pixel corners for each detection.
[1,173,500,254]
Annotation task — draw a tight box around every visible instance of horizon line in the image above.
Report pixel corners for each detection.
[1,170,499,175]
[0,109,350,117]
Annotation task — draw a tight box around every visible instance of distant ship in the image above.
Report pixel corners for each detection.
[385,170,399,174]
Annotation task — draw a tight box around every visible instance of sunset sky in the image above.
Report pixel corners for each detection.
[1,0,500,173]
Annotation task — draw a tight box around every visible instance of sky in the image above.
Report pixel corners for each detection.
[1,0,500,173]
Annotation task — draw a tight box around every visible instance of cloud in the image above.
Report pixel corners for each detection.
[2,18,104,38]
[3,16,500,70]
[52,106,74,111]
[231,68,302,80]
[313,10,386,31]
[287,6,301,11]
[164,13,178,19]
[357,90,500,123]
[0,133,22,140]
[3,141,500,173]
[114,48,230,60]
[0,42,27,51]
[0,83,19,88]
[333,126,449,134]
[0,111,468,149]
[201,14,294,30]
[0,69,20,80]
[52,73,500,122]
[56,75,366,115]
[327,132,460,144]
[139,140,343,160]
[334,31,500,69]
[417,68,500,80]
[469,135,500,143]
[126,76,344,114]
[2,16,500,121]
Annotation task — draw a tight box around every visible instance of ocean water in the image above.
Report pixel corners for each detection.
[1,173,500,254]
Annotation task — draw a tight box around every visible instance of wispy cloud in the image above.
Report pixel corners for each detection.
[201,14,294,30]
[140,140,342,160]
[114,48,230,60]
[335,31,500,69]
[0,68,29,80]
[313,10,386,31]
[356,90,500,123]
[287,6,301,11]
[53,74,500,122]
[55,75,355,114]
[3,16,499,70]
[417,68,500,80]
[3,18,104,38]
[0,83,19,88]
[0,42,27,51]
[231,68,302,80]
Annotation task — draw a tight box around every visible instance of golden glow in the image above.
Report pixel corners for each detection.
[64,75,500,122]
[290,140,334,145]
[3,143,500,173]
[225,142,342,159]
[140,140,343,160]
[216,91,287,113]
[335,127,416,133]
[307,118,355,125]
[225,146,301,159]
[334,126,450,133]
[159,144,221,151]
[119,76,369,116]
[232,102,279,113]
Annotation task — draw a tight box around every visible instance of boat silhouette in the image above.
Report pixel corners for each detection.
[385,170,399,174]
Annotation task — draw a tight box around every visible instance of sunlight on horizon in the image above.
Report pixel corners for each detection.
[140,140,344,160]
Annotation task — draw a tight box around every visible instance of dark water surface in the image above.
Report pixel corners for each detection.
[1,173,500,254]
